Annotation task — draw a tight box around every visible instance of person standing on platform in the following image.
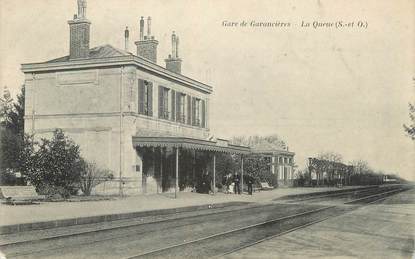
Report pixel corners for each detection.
[202,171,210,194]
[233,173,241,194]
[222,174,228,194]
[247,174,254,195]
[227,173,233,193]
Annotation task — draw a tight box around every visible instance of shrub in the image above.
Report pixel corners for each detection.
[79,161,114,196]
[20,129,82,198]
[0,169,17,185]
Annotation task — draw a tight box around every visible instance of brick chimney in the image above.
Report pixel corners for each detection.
[135,16,158,63]
[68,0,91,59]
[165,31,182,74]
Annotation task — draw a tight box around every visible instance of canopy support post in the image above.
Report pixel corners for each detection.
[213,153,216,195]
[241,155,244,194]
[175,147,179,199]
[153,147,157,193]
[160,147,164,193]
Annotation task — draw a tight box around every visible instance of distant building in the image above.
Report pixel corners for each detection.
[21,0,249,195]
[252,149,296,187]
[308,158,353,186]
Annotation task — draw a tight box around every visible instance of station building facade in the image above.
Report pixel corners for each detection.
[22,1,249,195]
[252,149,296,187]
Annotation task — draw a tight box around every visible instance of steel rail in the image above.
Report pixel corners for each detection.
[214,215,336,258]
[286,185,400,203]
[286,187,380,202]
[277,186,379,201]
[344,188,405,204]
[0,203,272,247]
[125,205,335,259]
[126,186,407,259]
[215,187,408,258]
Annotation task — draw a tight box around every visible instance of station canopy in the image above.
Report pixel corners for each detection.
[132,136,250,154]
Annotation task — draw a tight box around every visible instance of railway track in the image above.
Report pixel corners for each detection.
[0,202,268,247]
[276,185,380,202]
[127,185,410,258]
[1,185,410,259]
[0,203,324,258]
[128,205,344,258]
[281,185,400,203]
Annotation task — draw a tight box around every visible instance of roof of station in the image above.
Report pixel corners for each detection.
[132,136,251,154]
[21,45,213,94]
[251,149,295,156]
[45,45,131,63]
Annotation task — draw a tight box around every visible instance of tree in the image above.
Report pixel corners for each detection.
[0,169,18,185]
[403,103,415,140]
[231,135,290,187]
[79,161,113,196]
[311,152,344,186]
[348,159,388,185]
[317,151,343,163]
[0,129,26,175]
[0,85,24,135]
[242,155,274,186]
[350,159,370,174]
[232,134,287,150]
[20,129,83,197]
[0,86,13,124]
[0,85,25,185]
[294,168,310,187]
[215,153,237,188]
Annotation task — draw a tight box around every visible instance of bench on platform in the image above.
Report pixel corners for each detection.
[260,182,274,190]
[0,186,45,205]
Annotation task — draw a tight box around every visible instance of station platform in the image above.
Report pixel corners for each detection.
[0,186,368,233]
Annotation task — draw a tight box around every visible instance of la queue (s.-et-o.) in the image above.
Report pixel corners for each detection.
[301,20,367,29]
[301,20,335,28]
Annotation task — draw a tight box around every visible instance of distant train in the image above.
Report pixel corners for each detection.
[382,175,398,184]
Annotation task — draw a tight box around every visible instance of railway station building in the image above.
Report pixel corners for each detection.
[21,0,251,195]
[253,149,296,187]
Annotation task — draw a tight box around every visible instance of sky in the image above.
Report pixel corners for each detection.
[1,0,414,180]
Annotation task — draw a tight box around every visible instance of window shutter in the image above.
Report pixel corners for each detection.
[138,79,145,114]
[187,95,191,125]
[191,97,196,126]
[201,99,206,128]
[176,92,181,123]
[171,90,176,121]
[147,82,153,116]
[158,85,164,119]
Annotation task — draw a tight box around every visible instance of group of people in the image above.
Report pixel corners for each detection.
[197,171,212,194]
[194,170,256,195]
[222,173,255,195]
